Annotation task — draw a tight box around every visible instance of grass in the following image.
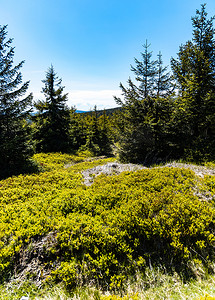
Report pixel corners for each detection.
[1,268,215,299]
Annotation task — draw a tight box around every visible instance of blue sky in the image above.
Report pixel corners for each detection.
[1,0,215,110]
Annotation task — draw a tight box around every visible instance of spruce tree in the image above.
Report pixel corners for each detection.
[171,4,215,159]
[69,108,86,150]
[115,42,174,164]
[116,40,157,107]
[98,109,112,155]
[79,107,112,156]
[83,106,101,155]
[0,25,33,179]
[155,51,174,98]
[34,65,71,152]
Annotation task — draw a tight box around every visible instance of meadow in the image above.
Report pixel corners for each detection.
[1,152,215,299]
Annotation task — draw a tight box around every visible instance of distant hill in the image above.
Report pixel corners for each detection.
[76,110,86,113]
[82,106,121,116]
[30,107,121,118]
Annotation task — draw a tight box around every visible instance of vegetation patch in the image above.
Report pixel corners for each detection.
[0,153,215,299]
[82,162,146,186]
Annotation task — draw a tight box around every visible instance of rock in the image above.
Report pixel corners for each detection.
[82,162,146,186]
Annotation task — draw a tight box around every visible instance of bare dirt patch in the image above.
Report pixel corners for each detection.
[164,162,215,177]
[81,160,215,186]
[82,162,146,186]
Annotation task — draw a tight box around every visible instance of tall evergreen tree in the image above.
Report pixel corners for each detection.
[116,40,157,106]
[155,51,174,98]
[171,4,215,159]
[0,25,33,179]
[130,40,157,99]
[34,65,71,152]
[115,42,174,164]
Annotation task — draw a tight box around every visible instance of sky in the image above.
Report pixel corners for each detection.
[0,0,215,111]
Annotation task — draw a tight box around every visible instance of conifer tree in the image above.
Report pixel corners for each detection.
[116,40,157,107]
[69,108,86,150]
[171,4,215,159]
[83,106,101,155]
[153,52,174,153]
[97,109,112,155]
[115,42,174,164]
[79,107,112,156]
[155,51,174,98]
[34,65,70,152]
[0,25,33,178]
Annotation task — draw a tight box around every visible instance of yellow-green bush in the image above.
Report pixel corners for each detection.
[0,153,215,290]
[101,293,139,300]
[198,295,215,300]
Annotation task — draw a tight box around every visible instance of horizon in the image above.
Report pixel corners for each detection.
[1,0,215,111]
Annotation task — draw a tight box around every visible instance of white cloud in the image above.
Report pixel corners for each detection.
[67,89,122,111]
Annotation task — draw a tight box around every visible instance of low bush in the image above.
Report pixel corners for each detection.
[0,153,215,293]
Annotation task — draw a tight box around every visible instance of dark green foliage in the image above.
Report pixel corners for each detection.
[69,108,87,151]
[84,106,121,117]
[98,109,113,155]
[114,4,215,164]
[84,106,101,155]
[155,51,174,98]
[34,65,71,152]
[171,4,215,160]
[0,25,34,179]
[130,39,157,99]
[80,106,112,156]
[115,42,174,164]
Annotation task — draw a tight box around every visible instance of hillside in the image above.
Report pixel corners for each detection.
[0,153,215,299]
[82,107,121,117]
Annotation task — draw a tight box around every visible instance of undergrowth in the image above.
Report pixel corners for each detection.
[1,269,215,299]
[0,152,215,298]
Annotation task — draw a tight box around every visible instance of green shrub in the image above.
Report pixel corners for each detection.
[198,295,215,300]
[0,153,215,290]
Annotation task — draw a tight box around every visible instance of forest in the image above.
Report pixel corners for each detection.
[0,4,215,179]
[1,3,215,300]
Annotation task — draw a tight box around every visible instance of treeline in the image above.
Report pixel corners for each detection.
[32,66,112,156]
[0,4,215,179]
[115,4,215,164]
